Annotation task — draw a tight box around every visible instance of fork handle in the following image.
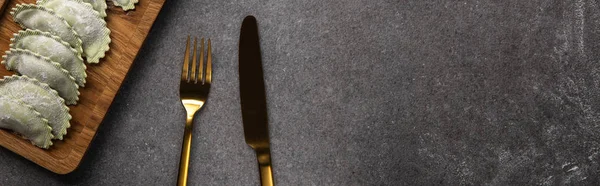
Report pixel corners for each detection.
[256,148,274,186]
[177,116,194,186]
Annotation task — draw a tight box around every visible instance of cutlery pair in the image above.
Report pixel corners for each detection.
[177,16,274,186]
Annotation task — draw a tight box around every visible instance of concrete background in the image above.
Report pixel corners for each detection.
[1,0,600,185]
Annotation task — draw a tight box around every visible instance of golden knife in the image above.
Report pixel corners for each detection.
[239,15,275,186]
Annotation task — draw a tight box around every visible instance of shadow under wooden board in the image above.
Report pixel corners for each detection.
[0,0,166,174]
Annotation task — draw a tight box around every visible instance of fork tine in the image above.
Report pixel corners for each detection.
[199,38,205,84]
[205,39,212,84]
[181,36,191,81]
[191,37,198,83]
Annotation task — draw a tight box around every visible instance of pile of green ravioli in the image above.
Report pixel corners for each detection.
[0,0,137,149]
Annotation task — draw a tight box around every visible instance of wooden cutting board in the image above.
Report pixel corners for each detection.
[0,0,8,15]
[0,0,165,174]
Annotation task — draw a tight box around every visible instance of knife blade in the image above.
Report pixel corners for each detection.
[239,15,274,186]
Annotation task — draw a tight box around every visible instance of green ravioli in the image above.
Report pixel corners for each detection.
[0,75,72,140]
[11,4,83,55]
[38,0,111,63]
[2,49,80,105]
[0,95,53,149]
[11,29,87,87]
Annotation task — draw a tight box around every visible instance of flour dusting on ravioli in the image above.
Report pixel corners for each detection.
[11,4,84,55]
[0,75,72,140]
[81,0,107,17]
[2,49,80,105]
[38,0,111,63]
[0,95,53,149]
[11,29,87,87]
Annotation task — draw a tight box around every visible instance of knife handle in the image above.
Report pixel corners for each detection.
[177,117,194,186]
[256,148,274,186]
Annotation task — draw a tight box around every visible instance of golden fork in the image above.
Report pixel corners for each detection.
[178,36,212,186]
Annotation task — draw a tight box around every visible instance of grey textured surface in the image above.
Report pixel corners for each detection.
[1,0,600,185]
